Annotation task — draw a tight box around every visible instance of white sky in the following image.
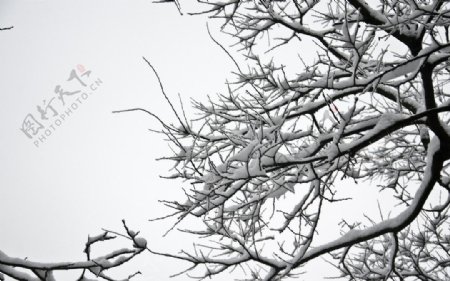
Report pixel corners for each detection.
[0,1,406,280]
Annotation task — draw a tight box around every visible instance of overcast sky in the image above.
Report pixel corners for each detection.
[0,1,396,280]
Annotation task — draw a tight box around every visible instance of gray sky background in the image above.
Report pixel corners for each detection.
[0,1,396,280]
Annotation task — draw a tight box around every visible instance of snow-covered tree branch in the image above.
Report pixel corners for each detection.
[144,0,450,279]
[3,0,450,280]
[0,221,147,281]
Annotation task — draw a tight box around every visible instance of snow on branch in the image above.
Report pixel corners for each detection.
[0,222,146,281]
[143,0,450,279]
